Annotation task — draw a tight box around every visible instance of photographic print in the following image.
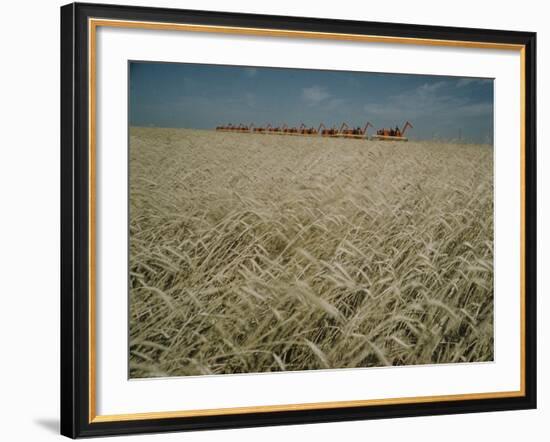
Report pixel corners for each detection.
[128,62,494,378]
[61,5,536,436]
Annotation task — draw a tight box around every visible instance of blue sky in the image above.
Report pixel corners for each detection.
[130,62,494,143]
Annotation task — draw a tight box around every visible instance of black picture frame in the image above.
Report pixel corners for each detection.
[61,2,537,438]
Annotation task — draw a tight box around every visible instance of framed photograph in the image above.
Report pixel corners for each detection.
[60,2,536,438]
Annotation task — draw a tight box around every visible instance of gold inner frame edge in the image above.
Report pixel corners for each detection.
[88,17,527,423]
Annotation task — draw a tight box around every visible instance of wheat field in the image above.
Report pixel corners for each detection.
[129,127,494,378]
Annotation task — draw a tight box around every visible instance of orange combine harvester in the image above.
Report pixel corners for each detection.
[318,124,339,137]
[297,123,322,136]
[335,122,373,139]
[372,121,413,141]
[215,120,413,141]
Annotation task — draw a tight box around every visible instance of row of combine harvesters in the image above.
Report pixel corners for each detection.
[215,121,413,141]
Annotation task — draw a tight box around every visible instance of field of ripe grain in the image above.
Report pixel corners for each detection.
[129,127,494,378]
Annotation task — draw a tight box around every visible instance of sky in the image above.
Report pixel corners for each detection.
[129,61,494,143]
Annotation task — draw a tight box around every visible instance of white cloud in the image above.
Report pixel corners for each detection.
[417,81,448,93]
[301,85,330,105]
[455,78,492,88]
[324,97,348,111]
[364,80,491,120]
[361,79,493,142]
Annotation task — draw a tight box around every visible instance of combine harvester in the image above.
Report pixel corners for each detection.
[215,120,412,140]
[372,121,413,141]
[253,124,268,133]
[335,122,373,139]
[215,123,237,132]
[282,124,300,135]
[235,123,252,133]
[265,124,286,135]
[297,123,322,136]
[216,123,253,133]
[318,123,339,137]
